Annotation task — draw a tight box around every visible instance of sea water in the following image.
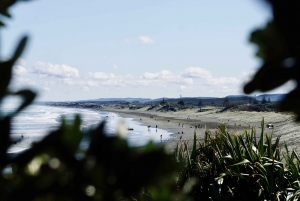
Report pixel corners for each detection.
[3,104,172,154]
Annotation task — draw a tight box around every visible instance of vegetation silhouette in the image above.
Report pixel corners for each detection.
[0,1,184,200]
[175,120,300,200]
[2,0,300,200]
[244,0,300,120]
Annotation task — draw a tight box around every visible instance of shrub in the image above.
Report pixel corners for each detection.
[174,119,300,200]
[177,100,184,106]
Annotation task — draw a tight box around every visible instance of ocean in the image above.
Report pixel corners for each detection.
[3,104,172,154]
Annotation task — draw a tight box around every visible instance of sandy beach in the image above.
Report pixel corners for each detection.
[102,105,300,153]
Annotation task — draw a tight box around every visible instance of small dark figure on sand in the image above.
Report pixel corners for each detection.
[160,135,162,140]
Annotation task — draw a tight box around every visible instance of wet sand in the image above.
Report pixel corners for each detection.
[102,106,300,153]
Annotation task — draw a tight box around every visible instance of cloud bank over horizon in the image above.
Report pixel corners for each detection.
[10,59,259,101]
[3,0,276,101]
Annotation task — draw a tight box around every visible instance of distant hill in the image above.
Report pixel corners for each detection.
[78,98,153,103]
[225,94,286,102]
[75,94,286,104]
[226,95,249,99]
[255,94,286,102]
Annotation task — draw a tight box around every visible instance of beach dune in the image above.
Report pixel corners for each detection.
[103,106,300,153]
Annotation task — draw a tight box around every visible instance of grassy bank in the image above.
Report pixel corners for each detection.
[174,118,300,200]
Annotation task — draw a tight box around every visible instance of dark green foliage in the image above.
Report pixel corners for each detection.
[244,1,300,120]
[177,100,184,106]
[226,103,278,112]
[3,0,300,200]
[198,100,203,107]
[161,98,167,105]
[128,104,143,110]
[248,97,252,104]
[0,50,182,201]
[0,2,184,200]
[268,97,271,103]
[175,119,300,200]
[147,104,158,111]
[253,98,259,104]
[262,96,267,104]
[1,119,182,200]
[157,104,177,112]
[223,97,229,106]
[0,0,33,26]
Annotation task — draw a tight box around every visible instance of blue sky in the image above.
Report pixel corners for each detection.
[1,0,293,101]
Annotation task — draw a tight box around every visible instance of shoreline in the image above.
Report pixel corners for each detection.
[100,106,300,153]
[37,104,300,153]
[104,108,202,150]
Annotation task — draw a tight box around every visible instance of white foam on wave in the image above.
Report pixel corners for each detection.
[7,105,104,153]
[6,105,173,153]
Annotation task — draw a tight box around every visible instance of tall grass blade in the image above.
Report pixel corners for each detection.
[191,130,197,160]
[258,117,265,156]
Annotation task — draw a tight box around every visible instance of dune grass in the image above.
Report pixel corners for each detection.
[174,118,300,201]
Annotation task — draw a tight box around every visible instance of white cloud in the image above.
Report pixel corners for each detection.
[172,78,194,85]
[23,62,246,97]
[44,80,56,86]
[100,79,124,87]
[13,77,36,87]
[241,70,256,84]
[61,78,87,87]
[86,80,99,87]
[184,78,194,84]
[13,65,27,75]
[62,78,76,86]
[112,65,118,69]
[182,67,212,79]
[206,77,240,86]
[139,36,154,45]
[89,72,116,80]
[17,58,26,66]
[182,67,240,86]
[31,62,79,78]
[43,87,50,91]
[135,80,151,86]
[142,70,171,80]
